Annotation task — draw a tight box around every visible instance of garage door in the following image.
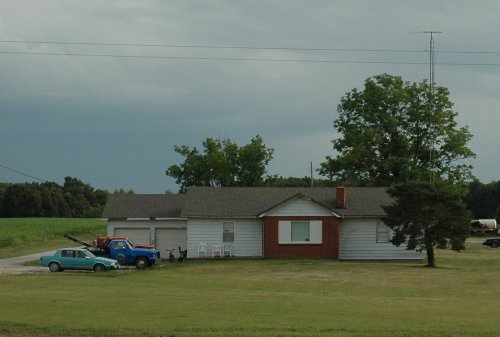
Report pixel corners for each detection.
[156,228,187,258]
[114,228,151,246]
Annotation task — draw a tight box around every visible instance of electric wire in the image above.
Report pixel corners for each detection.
[0,163,47,182]
[0,50,430,64]
[1,50,500,66]
[0,40,427,53]
[2,40,500,55]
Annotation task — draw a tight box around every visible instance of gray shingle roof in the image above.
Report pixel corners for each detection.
[101,194,186,219]
[181,186,391,218]
[101,187,391,219]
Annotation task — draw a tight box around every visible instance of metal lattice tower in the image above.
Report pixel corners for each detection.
[423,31,442,184]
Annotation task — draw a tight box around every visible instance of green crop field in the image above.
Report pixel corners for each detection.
[1,219,500,336]
[0,218,106,258]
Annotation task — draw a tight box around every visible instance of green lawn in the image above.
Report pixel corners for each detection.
[0,218,106,258]
[1,238,500,337]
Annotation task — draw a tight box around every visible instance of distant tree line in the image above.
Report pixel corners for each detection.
[1,174,498,222]
[0,177,129,218]
[465,180,500,222]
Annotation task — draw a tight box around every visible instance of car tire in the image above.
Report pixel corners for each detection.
[94,264,106,272]
[48,262,61,272]
[491,242,498,248]
[135,257,149,269]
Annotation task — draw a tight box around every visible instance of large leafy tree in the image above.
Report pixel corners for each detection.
[320,74,475,186]
[166,135,274,192]
[383,181,471,267]
[320,74,475,267]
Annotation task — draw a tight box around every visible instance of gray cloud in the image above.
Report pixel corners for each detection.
[1,0,499,192]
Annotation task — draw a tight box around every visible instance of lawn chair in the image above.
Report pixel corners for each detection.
[197,243,207,257]
[212,244,222,258]
[223,244,232,257]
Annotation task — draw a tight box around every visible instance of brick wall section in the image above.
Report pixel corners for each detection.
[263,216,340,259]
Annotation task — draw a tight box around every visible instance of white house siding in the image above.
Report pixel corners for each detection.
[108,219,187,249]
[187,218,262,258]
[235,219,263,257]
[264,197,334,217]
[156,228,187,258]
[339,218,423,260]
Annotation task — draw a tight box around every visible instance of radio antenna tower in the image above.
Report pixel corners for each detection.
[424,31,442,89]
[421,30,442,184]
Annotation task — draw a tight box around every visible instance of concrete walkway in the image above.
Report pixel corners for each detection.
[0,251,55,274]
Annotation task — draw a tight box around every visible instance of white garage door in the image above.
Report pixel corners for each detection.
[114,228,151,246]
[156,228,187,258]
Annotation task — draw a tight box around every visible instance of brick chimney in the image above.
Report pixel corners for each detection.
[336,186,346,208]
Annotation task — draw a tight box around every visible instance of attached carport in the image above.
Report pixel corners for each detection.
[110,220,187,257]
[102,194,187,259]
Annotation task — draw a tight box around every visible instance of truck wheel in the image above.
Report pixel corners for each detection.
[135,257,149,269]
[94,264,105,272]
[48,262,61,272]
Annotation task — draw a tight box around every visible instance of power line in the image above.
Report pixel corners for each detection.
[2,50,500,66]
[2,40,500,55]
[0,40,426,53]
[0,163,47,182]
[0,50,430,64]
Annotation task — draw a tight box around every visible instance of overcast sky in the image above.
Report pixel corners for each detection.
[1,1,499,193]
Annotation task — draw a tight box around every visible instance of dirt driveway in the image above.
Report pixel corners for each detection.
[0,251,54,274]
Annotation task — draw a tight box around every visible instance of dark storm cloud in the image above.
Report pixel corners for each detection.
[1,0,499,192]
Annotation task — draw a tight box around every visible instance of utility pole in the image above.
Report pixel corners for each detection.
[422,30,442,185]
[310,162,314,187]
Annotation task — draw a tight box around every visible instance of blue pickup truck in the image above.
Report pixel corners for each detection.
[102,239,160,268]
[64,235,160,269]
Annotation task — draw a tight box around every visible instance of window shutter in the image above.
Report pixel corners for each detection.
[309,220,323,244]
[278,221,291,244]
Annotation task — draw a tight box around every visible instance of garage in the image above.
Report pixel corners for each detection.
[155,228,187,258]
[114,228,151,246]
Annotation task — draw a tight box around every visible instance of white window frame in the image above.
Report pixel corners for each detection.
[278,220,322,244]
[376,221,391,243]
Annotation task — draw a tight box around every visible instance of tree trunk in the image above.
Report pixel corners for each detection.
[425,237,436,267]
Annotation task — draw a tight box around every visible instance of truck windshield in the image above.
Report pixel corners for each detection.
[125,239,136,249]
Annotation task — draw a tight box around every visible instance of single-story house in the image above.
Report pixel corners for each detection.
[101,186,422,260]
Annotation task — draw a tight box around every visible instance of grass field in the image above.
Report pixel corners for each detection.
[0,218,106,258]
[1,219,500,336]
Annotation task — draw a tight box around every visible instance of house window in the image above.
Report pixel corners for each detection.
[278,220,322,244]
[291,221,310,242]
[223,221,234,243]
[376,222,390,243]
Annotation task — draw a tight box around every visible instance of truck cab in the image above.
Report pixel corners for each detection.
[104,239,160,269]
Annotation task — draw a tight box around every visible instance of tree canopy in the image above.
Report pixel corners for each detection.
[0,177,109,218]
[318,74,476,267]
[166,135,274,192]
[320,74,475,186]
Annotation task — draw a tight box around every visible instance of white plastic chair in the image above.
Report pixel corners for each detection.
[212,244,222,258]
[197,243,207,257]
[223,244,232,257]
